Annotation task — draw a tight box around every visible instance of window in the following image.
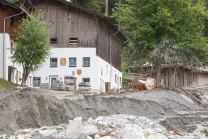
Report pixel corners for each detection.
[83,57,90,67]
[29,76,32,86]
[70,38,78,46]
[11,42,13,54]
[82,78,90,83]
[115,74,117,83]
[69,58,76,67]
[50,58,57,67]
[50,38,58,44]
[106,65,108,74]
[33,77,41,87]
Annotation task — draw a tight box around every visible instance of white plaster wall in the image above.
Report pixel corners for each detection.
[32,48,122,92]
[1,34,122,91]
[197,73,208,85]
[97,57,122,92]
[0,33,10,80]
[33,48,100,89]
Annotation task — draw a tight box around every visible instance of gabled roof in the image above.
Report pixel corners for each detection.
[13,0,127,41]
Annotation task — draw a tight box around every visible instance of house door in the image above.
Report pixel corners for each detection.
[51,78,56,84]
[50,75,58,84]
[16,70,18,84]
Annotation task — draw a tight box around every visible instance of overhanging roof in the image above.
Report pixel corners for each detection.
[13,0,127,41]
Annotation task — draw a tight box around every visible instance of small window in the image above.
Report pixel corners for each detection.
[50,58,57,67]
[82,78,90,83]
[50,38,58,44]
[106,65,108,74]
[70,38,78,46]
[83,57,90,67]
[120,77,122,85]
[115,74,117,83]
[69,58,76,67]
[33,77,41,87]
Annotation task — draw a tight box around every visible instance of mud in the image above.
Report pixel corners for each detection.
[0,89,207,135]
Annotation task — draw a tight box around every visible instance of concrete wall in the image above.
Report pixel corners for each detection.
[197,73,208,85]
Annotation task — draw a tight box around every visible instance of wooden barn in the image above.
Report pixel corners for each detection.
[130,65,208,88]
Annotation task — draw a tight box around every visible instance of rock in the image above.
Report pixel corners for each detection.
[40,126,48,130]
[144,130,168,139]
[66,117,87,139]
[94,134,100,139]
[14,87,23,91]
[13,90,20,93]
[100,136,112,139]
[87,135,93,139]
[39,129,58,137]
[84,125,99,136]
[123,125,145,139]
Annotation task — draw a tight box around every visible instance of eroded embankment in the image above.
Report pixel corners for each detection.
[0,90,207,135]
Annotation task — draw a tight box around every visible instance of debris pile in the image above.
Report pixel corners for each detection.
[131,77,155,90]
[1,115,207,139]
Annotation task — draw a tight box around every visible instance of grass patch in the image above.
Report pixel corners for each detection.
[201,129,208,137]
[123,73,132,78]
[0,78,18,90]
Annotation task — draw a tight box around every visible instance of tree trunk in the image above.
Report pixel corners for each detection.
[105,0,108,17]
[155,57,161,88]
[21,68,29,88]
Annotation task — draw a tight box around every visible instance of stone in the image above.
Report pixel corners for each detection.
[123,125,145,139]
[84,125,99,136]
[87,135,93,139]
[38,129,58,137]
[144,130,168,139]
[14,87,23,91]
[94,134,100,139]
[66,117,87,139]
[100,136,112,139]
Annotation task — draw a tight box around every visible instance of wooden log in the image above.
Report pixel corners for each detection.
[179,86,208,108]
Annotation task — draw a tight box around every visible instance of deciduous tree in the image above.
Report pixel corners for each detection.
[11,10,51,87]
[112,0,208,87]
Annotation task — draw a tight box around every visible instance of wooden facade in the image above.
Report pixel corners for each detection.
[130,66,198,88]
[161,67,197,88]
[0,2,23,40]
[15,0,126,71]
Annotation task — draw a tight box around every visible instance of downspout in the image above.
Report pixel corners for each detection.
[110,31,118,89]
[3,6,30,79]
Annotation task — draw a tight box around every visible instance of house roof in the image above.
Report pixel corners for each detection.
[13,0,127,41]
[0,0,21,13]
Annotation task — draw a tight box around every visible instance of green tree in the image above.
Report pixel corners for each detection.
[112,0,208,87]
[11,10,51,87]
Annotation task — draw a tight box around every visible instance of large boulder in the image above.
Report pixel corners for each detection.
[123,125,145,139]
[66,117,87,139]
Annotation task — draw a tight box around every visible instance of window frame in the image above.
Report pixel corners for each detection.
[83,57,90,67]
[82,78,90,83]
[69,57,77,67]
[69,37,78,47]
[33,77,41,87]
[50,37,58,45]
[50,58,58,67]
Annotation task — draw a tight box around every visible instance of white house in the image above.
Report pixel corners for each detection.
[0,0,126,93]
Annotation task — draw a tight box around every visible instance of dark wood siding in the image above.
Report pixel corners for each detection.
[35,0,98,48]
[34,0,122,71]
[97,19,122,71]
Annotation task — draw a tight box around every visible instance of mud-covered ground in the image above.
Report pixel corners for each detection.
[0,87,208,135]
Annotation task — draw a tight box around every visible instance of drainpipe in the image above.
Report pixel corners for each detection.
[110,31,118,89]
[3,6,29,79]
